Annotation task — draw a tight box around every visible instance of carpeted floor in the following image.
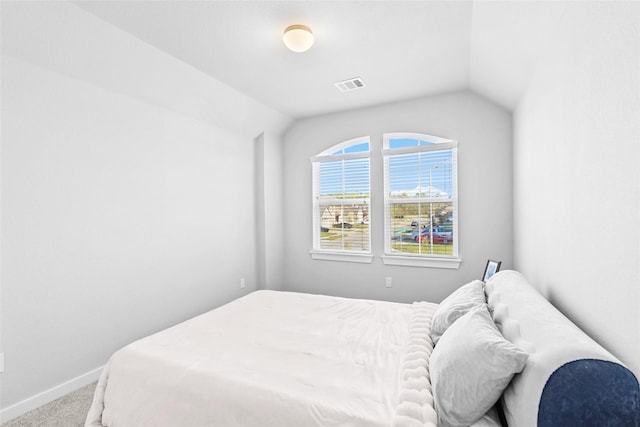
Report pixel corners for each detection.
[2,382,96,427]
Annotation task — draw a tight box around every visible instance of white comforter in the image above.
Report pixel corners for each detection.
[86,290,438,427]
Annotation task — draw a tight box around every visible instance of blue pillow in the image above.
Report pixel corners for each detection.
[539,359,640,427]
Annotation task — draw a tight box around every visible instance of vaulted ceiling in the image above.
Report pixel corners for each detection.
[73,1,571,119]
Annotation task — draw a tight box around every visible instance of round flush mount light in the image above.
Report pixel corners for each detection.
[282,24,314,53]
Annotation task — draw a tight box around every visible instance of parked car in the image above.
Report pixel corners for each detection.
[411,226,435,240]
[412,226,453,244]
[333,222,353,229]
[320,226,329,233]
[417,233,452,244]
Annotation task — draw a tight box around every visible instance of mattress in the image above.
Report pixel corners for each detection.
[85,290,439,427]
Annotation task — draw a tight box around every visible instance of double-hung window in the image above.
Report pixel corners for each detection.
[382,133,460,268]
[311,137,372,263]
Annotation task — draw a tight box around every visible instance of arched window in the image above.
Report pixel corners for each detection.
[310,137,371,262]
[382,133,459,267]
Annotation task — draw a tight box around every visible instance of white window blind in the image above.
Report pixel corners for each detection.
[311,137,370,255]
[383,133,458,259]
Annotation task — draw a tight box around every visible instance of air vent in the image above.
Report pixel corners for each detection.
[334,77,366,93]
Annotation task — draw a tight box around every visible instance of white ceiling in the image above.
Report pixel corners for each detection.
[73,1,567,119]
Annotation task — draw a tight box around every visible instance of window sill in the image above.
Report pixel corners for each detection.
[381,255,462,269]
[310,250,374,264]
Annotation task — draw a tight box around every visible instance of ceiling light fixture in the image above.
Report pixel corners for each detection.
[283,25,314,53]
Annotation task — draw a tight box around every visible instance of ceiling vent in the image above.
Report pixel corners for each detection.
[334,77,366,93]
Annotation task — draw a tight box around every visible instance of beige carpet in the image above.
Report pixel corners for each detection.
[2,382,96,427]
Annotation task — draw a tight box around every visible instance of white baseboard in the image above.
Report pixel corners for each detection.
[0,365,104,424]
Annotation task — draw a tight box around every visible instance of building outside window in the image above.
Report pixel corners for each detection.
[311,137,371,262]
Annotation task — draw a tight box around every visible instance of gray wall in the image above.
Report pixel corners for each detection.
[1,53,258,410]
[513,2,640,377]
[255,132,285,291]
[282,91,513,303]
[0,2,289,413]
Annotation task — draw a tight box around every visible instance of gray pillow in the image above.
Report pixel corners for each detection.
[431,280,485,345]
[430,305,529,427]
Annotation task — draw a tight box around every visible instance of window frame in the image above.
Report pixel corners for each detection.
[381,132,461,269]
[310,136,373,263]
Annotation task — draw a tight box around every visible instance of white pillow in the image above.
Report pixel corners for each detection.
[430,305,529,427]
[431,280,485,345]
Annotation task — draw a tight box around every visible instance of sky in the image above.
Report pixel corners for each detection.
[319,138,454,197]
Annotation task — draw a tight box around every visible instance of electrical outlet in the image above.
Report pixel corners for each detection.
[240,278,246,289]
[385,277,393,288]
[0,353,4,373]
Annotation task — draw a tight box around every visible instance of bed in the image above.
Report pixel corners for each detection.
[86,290,448,427]
[85,273,640,427]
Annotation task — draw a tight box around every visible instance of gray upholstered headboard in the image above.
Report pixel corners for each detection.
[485,270,639,427]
